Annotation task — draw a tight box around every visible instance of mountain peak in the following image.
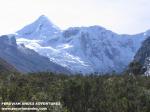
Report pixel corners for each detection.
[36,15,52,24]
[16,15,60,40]
[38,15,49,19]
[39,15,48,19]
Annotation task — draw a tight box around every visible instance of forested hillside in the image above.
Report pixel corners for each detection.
[0,72,150,112]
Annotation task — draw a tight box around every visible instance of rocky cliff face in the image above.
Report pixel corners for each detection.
[133,37,150,75]
[134,37,150,64]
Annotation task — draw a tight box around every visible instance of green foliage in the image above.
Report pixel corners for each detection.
[0,72,150,112]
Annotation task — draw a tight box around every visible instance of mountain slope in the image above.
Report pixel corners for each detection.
[0,35,70,74]
[0,57,17,73]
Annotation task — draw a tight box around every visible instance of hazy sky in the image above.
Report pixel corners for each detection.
[0,0,150,35]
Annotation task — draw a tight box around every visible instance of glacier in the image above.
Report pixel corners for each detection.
[15,15,148,74]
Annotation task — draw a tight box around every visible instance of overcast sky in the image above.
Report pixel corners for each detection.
[0,0,150,35]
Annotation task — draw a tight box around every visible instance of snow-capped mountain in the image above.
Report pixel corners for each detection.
[16,15,60,40]
[15,15,148,74]
[0,35,70,74]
